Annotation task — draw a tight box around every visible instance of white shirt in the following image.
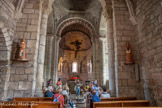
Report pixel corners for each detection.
[101,92,110,98]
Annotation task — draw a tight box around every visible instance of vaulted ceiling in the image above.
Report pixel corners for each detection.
[47,0,102,35]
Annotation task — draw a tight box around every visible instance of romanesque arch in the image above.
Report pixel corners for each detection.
[51,17,102,84]
[56,17,97,38]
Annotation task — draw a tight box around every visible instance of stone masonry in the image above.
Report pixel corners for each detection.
[0,0,162,107]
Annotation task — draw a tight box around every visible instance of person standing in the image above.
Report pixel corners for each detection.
[47,79,52,86]
[56,78,62,88]
[75,79,82,98]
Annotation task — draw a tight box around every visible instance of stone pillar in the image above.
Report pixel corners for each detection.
[92,39,97,80]
[43,34,53,87]
[92,38,101,82]
[107,19,116,97]
[51,36,61,85]
[35,13,49,97]
[94,38,102,84]
[99,37,109,87]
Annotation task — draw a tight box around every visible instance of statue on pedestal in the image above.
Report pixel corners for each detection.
[16,38,28,61]
[125,42,133,63]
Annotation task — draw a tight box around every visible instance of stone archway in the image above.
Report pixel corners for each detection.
[51,17,101,85]
[0,25,12,100]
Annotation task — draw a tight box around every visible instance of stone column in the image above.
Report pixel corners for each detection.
[92,38,101,81]
[51,36,61,85]
[99,37,109,87]
[107,19,116,97]
[35,13,49,97]
[34,0,54,97]
[44,35,53,86]
[92,39,97,80]
[93,38,102,84]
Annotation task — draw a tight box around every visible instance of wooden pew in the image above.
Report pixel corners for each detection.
[96,107,161,108]
[14,97,53,102]
[38,97,52,102]
[101,97,137,101]
[93,101,122,108]
[89,97,137,104]
[93,100,151,108]
[0,101,61,108]
[113,97,137,101]
[31,102,61,108]
[14,98,39,101]
[122,100,151,107]
[0,101,31,108]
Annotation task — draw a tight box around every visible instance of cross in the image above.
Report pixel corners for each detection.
[70,40,82,58]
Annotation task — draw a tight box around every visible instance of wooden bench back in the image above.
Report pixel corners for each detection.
[101,97,137,101]
[31,102,61,108]
[14,97,53,102]
[94,101,122,108]
[122,100,151,107]
[0,101,60,108]
[38,97,52,102]
[93,100,151,108]
[0,101,31,108]
[89,97,137,103]
[14,98,39,101]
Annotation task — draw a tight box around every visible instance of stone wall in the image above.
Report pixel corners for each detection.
[0,0,17,100]
[8,0,42,99]
[135,0,162,106]
[112,0,141,98]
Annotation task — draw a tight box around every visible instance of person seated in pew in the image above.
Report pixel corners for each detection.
[90,89,101,108]
[44,86,55,97]
[62,86,70,101]
[101,87,110,98]
[52,88,64,108]
[93,84,100,97]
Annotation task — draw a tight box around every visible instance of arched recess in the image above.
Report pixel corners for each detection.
[51,17,101,84]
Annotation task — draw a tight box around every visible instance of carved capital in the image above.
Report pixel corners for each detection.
[99,0,112,19]
[125,0,137,25]
[40,0,54,15]
[14,0,25,20]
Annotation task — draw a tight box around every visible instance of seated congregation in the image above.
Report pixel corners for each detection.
[0,78,152,108]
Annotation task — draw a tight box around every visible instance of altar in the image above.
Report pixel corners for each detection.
[69,80,76,94]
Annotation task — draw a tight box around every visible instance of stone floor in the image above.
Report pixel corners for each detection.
[64,94,87,108]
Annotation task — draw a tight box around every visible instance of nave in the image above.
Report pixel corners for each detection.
[0,0,162,107]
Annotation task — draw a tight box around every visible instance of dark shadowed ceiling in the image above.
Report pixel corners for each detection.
[61,0,93,11]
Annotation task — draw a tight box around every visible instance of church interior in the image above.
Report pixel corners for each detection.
[0,0,162,107]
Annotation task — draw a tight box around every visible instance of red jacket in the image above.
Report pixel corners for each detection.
[52,93,64,108]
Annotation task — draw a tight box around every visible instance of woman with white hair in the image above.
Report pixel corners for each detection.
[44,86,54,97]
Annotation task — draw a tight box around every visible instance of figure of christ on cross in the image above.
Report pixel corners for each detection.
[70,40,82,58]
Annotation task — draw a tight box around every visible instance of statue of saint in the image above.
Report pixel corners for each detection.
[17,38,27,60]
[125,42,133,63]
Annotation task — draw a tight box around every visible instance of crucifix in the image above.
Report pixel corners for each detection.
[70,40,82,58]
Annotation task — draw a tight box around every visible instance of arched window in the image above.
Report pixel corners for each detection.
[72,62,78,73]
